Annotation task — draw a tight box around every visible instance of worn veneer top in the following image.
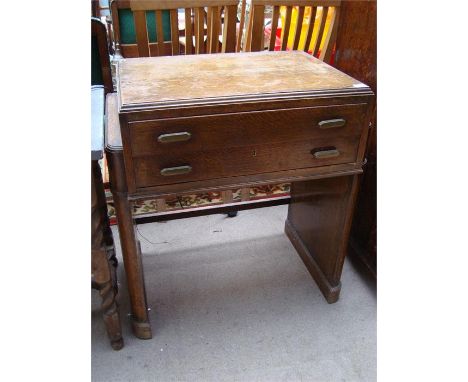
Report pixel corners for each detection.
[117,51,368,111]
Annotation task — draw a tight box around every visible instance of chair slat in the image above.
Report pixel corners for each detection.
[319,6,339,62]
[281,5,293,51]
[184,8,194,54]
[250,4,265,51]
[206,6,212,49]
[134,10,150,56]
[170,9,180,55]
[303,6,317,52]
[222,4,238,52]
[236,0,247,52]
[213,6,221,53]
[244,4,254,51]
[218,6,223,43]
[292,6,305,50]
[111,1,122,54]
[155,10,165,55]
[195,7,205,54]
[269,5,280,51]
[208,6,220,53]
[312,6,328,56]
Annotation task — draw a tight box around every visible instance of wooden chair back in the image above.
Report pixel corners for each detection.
[244,0,341,63]
[92,17,113,94]
[111,0,239,57]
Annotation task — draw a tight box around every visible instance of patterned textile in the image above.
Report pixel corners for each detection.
[105,183,291,225]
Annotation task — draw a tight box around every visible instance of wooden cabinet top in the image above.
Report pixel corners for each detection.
[117,51,370,113]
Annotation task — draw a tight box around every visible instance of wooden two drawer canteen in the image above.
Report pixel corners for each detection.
[115,51,373,195]
[106,50,374,339]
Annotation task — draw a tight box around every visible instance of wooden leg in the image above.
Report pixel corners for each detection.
[285,175,360,303]
[113,192,152,339]
[99,281,124,350]
[106,149,152,339]
[92,161,124,349]
[92,248,124,350]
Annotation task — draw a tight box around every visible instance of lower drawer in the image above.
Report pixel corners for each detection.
[133,135,361,188]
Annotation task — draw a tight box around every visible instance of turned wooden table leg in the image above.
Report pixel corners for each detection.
[106,151,152,339]
[98,276,124,350]
[92,161,124,350]
[285,175,360,303]
[92,246,124,350]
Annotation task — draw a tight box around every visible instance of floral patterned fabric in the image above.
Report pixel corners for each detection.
[106,183,291,225]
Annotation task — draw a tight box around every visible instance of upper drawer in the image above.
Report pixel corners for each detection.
[128,103,368,157]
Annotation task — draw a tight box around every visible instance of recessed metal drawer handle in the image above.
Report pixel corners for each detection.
[312,149,340,159]
[157,132,192,143]
[318,119,346,129]
[160,165,192,176]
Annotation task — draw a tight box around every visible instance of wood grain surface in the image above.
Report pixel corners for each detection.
[117,51,366,108]
[129,103,368,156]
[133,135,361,187]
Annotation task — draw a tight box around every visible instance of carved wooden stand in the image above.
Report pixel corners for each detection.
[92,161,124,350]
